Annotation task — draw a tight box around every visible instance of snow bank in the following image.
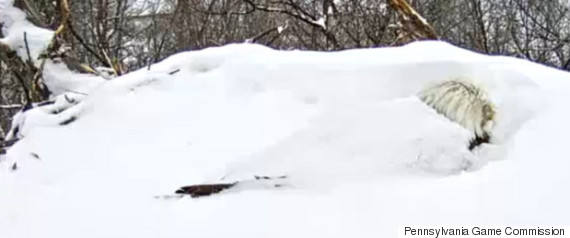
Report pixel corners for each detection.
[1,41,569,238]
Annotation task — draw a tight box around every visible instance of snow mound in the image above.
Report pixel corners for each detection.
[1,41,569,238]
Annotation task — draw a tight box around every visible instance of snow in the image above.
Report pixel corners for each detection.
[42,61,106,95]
[1,41,570,238]
[129,0,166,16]
[0,0,54,65]
[312,17,327,29]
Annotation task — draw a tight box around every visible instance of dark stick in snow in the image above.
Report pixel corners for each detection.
[175,183,237,198]
[175,175,288,198]
[59,116,77,126]
[30,153,40,160]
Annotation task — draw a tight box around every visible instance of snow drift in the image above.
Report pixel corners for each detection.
[1,41,569,238]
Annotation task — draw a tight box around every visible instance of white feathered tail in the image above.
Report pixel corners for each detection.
[418,79,496,150]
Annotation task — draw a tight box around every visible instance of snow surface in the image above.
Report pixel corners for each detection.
[1,41,570,238]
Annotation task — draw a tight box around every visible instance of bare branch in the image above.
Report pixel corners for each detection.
[388,0,439,44]
[0,104,23,109]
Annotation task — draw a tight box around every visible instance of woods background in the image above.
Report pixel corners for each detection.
[2,0,570,137]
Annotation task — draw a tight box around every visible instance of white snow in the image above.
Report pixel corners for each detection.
[0,0,54,65]
[312,17,327,29]
[42,61,106,95]
[1,41,569,238]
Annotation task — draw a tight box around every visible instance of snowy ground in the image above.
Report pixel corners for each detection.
[1,41,569,238]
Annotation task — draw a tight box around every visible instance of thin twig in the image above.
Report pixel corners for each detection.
[249,26,282,43]
[148,2,183,71]
[241,0,340,49]
[21,0,46,27]
[67,22,109,66]
[0,104,23,109]
[11,69,33,105]
[23,32,33,64]
[101,50,117,76]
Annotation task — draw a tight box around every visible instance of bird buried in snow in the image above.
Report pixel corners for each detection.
[418,79,496,150]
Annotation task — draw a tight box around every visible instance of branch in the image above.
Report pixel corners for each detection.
[11,70,34,104]
[20,0,47,27]
[248,25,286,43]
[0,104,23,109]
[29,0,73,101]
[148,1,184,70]
[241,0,340,49]
[190,1,256,16]
[0,137,20,152]
[67,22,109,67]
[175,175,287,198]
[388,0,438,44]
[23,32,33,64]
[54,0,70,35]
